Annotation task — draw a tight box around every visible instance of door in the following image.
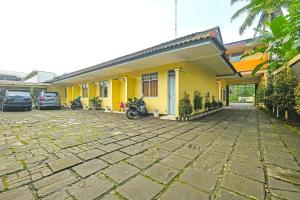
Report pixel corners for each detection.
[168,70,176,114]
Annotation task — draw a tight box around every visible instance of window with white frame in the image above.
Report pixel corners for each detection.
[82,83,88,98]
[142,73,158,97]
[99,81,108,97]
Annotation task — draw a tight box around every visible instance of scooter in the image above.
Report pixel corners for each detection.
[126,97,148,119]
[71,96,83,110]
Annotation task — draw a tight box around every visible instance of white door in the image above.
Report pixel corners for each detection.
[168,71,176,114]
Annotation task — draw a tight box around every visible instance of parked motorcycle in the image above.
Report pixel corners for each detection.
[126,97,148,119]
[71,96,83,110]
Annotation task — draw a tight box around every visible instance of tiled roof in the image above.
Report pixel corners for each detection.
[51,27,225,82]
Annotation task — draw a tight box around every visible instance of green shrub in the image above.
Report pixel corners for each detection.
[193,90,203,111]
[179,91,193,117]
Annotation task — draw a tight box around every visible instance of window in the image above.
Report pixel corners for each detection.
[99,81,108,97]
[82,83,88,98]
[142,73,158,97]
[230,52,243,62]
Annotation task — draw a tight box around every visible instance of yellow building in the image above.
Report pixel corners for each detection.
[48,27,241,118]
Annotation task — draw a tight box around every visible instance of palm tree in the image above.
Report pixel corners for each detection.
[231,0,290,36]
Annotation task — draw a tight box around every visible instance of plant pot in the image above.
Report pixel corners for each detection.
[153,109,159,117]
[92,104,98,110]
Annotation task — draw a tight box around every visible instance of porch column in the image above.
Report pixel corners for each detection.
[226,85,229,106]
[175,68,180,117]
[124,77,128,102]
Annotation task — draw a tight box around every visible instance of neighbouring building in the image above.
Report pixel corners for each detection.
[0,70,56,100]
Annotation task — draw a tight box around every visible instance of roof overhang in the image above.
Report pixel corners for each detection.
[53,39,238,84]
[0,80,50,87]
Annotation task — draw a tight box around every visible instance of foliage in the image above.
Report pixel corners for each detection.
[89,96,102,107]
[272,70,298,113]
[179,91,193,117]
[193,90,203,111]
[218,101,223,108]
[242,0,300,74]
[231,0,289,35]
[264,81,274,111]
[255,84,265,106]
[295,83,300,112]
[212,96,218,108]
[229,85,255,102]
[204,102,212,110]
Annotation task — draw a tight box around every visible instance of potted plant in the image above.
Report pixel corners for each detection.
[178,91,193,121]
[89,96,102,110]
[193,90,203,113]
[218,101,223,108]
[212,96,218,109]
[204,92,211,111]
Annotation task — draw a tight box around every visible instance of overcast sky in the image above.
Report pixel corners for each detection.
[0,0,255,75]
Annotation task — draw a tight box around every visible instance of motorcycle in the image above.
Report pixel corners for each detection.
[71,96,83,110]
[126,97,148,119]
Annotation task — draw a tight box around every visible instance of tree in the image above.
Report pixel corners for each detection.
[231,0,290,35]
[272,70,297,116]
[242,0,300,75]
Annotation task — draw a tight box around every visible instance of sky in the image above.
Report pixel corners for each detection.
[0,0,256,75]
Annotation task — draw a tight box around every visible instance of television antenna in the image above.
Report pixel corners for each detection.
[175,0,177,38]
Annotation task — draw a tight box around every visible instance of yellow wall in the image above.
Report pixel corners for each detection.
[179,62,219,114]
[47,85,67,106]
[50,61,220,116]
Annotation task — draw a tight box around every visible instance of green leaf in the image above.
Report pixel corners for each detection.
[251,61,270,76]
[270,16,288,38]
[292,40,300,49]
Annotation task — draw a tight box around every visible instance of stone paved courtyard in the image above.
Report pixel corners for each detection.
[0,104,299,200]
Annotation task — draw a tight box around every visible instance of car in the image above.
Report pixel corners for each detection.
[36,91,61,110]
[0,90,33,111]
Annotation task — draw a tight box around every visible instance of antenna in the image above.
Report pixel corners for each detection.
[175,0,177,38]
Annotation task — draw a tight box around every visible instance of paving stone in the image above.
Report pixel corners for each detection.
[43,191,70,200]
[101,151,129,164]
[103,161,139,183]
[228,162,265,183]
[174,147,200,159]
[160,142,181,152]
[120,145,146,155]
[143,163,179,184]
[100,143,123,152]
[73,158,108,178]
[221,173,264,200]
[0,161,23,176]
[48,156,83,172]
[68,175,115,200]
[268,177,300,192]
[77,148,106,161]
[159,181,209,200]
[117,175,163,200]
[216,189,250,200]
[270,189,300,200]
[125,153,157,169]
[0,186,34,200]
[33,170,78,197]
[0,179,4,191]
[268,165,300,185]
[160,154,191,169]
[101,194,120,200]
[179,168,218,192]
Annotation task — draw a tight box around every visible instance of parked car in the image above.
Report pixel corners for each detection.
[36,91,61,110]
[0,90,32,111]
